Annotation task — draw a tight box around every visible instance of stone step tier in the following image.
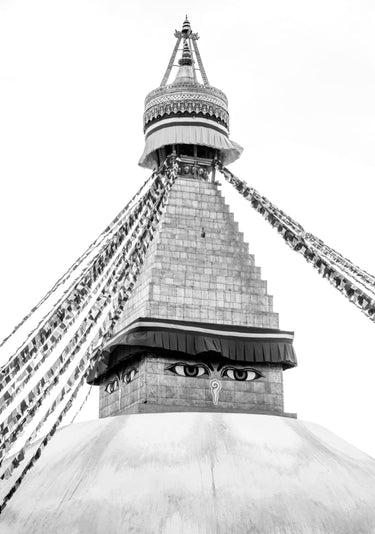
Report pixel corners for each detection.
[113,177,280,331]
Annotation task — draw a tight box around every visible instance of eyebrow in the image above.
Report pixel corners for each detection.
[166,361,213,372]
[219,366,265,377]
[216,361,244,372]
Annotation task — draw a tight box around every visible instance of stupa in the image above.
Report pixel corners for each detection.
[1,17,375,534]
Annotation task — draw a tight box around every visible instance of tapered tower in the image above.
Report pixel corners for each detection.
[87,17,297,418]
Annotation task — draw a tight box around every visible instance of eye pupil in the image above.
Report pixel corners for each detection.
[234,370,247,381]
[167,363,208,378]
[184,365,198,377]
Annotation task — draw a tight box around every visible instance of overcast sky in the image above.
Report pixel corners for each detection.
[0,0,374,456]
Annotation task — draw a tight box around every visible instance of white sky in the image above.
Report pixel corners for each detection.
[0,0,374,456]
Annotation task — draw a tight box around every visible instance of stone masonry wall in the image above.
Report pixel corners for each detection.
[99,354,285,418]
[99,355,146,418]
[111,177,279,336]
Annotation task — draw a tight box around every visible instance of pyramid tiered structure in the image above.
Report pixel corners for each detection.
[114,177,279,331]
[87,17,296,418]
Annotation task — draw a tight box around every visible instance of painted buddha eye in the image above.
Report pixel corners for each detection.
[221,368,263,381]
[105,378,119,394]
[123,369,138,384]
[167,363,209,378]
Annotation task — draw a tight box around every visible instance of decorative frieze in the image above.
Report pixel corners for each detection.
[144,84,229,131]
[145,83,228,106]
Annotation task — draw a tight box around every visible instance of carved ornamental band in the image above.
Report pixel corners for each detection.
[144,83,230,131]
[144,99,229,131]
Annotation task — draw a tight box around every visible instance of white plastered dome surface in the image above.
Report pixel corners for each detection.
[1,412,375,534]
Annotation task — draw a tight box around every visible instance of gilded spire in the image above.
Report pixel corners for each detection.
[141,18,242,170]
[178,40,193,66]
[182,15,191,36]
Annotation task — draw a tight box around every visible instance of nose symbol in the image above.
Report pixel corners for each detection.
[210,379,222,406]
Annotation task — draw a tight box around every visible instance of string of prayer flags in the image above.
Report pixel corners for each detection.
[0,169,157,351]
[0,372,89,515]
[217,162,375,323]
[0,157,180,496]
[0,168,172,411]
[1,189,162,457]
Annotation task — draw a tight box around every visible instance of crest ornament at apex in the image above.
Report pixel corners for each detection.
[139,16,243,175]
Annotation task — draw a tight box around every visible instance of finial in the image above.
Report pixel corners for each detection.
[178,40,193,66]
[182,15,191,36]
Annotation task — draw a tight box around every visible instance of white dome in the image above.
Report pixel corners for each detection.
[1,412,375,533]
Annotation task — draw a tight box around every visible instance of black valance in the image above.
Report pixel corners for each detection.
[87,317,297,384]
